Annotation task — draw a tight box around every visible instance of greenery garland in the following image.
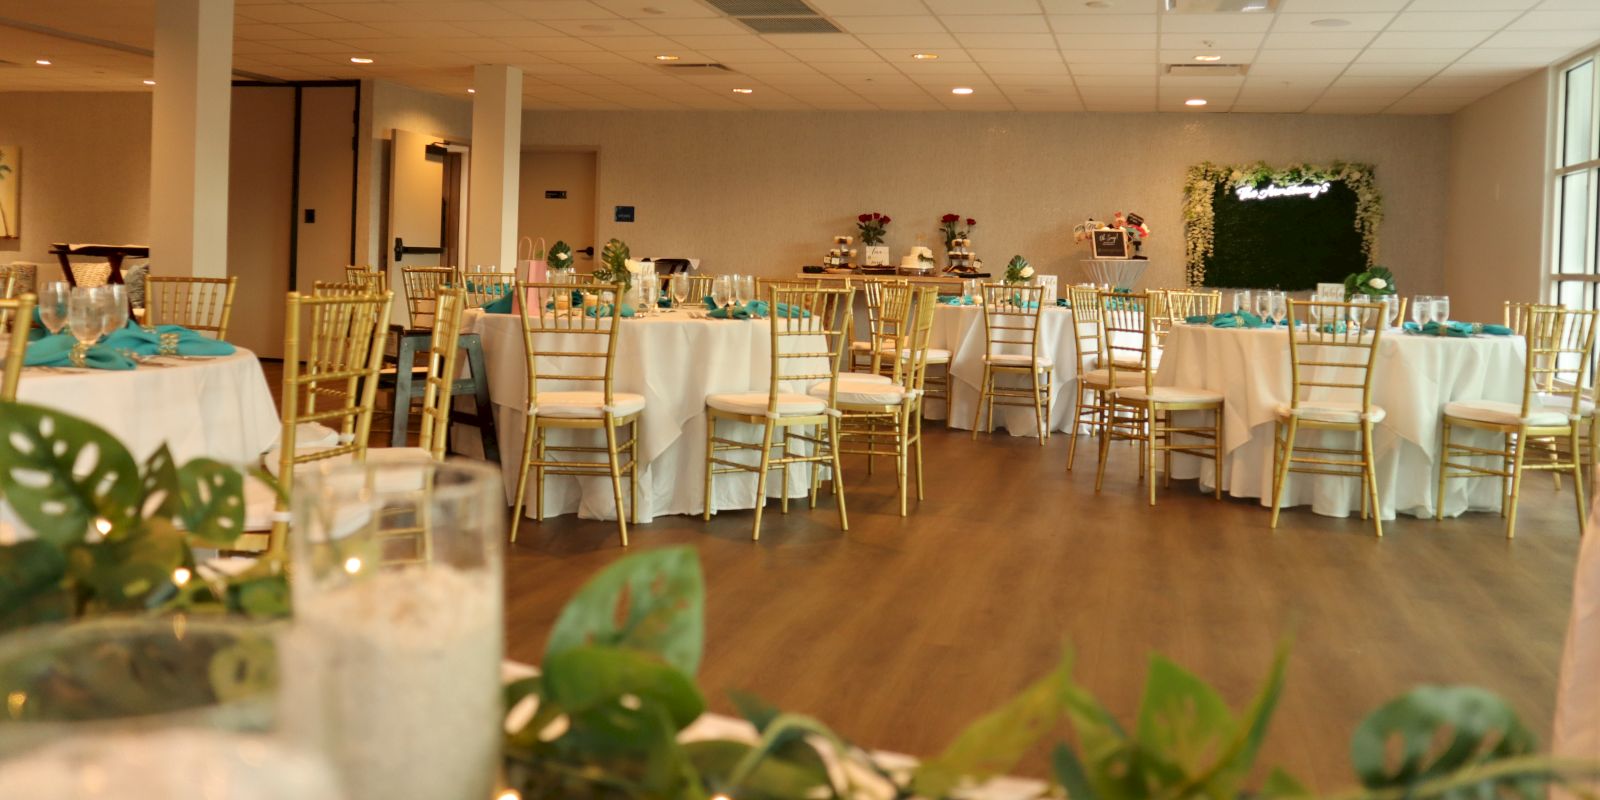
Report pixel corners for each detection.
[1183,161,1382,286]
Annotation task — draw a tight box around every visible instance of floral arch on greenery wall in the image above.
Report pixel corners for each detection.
[1183,161,1383,287]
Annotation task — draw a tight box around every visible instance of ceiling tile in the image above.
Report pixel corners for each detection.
[1159,13,1274,33]
[1271,12,1395,31]
[955,33,1058,49]
[590,0,718,17]
[852,33,961,49]
[1479,30,1600,48]
[984,61,1072,74]
[1056,32,1156,49]
[495,1,621,20]
[966,48,1065,62]
[1386,11,1520,30]
[942,15,1051,33]
[1353,47,1466,63]
[1510,10,1600,28]
[1159,48,1257,63]
[925,0,1041,13]
[1160,33,1264,49]
[1062,49,1156,64]
[807,0,931,13]
[237,4,345,24]
[1403,0,1537,9]
[1254,48,1361,63]
[540,19,657,36]
[1455,47,1565,65]
[835,16,947,34]
[1068,62,1158,75]
[1262,31,1376,49]
[1278,0,1408,10]
[637,18,747,35]
[1049,14,1156,33]
[1040,0,1160,11]
[1368,30,1492,49]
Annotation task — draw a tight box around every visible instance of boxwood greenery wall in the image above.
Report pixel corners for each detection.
[1183,161,1382,289]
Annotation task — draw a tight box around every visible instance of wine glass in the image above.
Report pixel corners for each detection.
[712,276,733,312]
[1270,292,1288,326]
[736,275,756,314]
[641,271,660,316]
[1232,289,1252,315]
[1411,295,1431,328]
[1254,291,1272,322]
[37,281,70,335]
[1433,296,1450,327]
[670,273,689,309]
[67,287,105,346]
[98,284,128,337]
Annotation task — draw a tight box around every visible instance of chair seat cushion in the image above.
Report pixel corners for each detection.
[1538,394,1595,417]
[1275,400,1387,424]
[1081,368,1143,388]
[294,422,344,448]
[707,391,827,417]
[840,372,895,385]
[534,391,646,419]
[877,345,953,364]
[1115,385,1223,405]
[985,353,1054,370]
[850,340,874,352]
[809,378,908,406]
[1095,351,1160,370]
[1445,399,1570,427]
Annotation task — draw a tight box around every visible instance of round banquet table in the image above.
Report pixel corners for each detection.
[923,303,1084,436]
[1154,323,1526,520]
[13,350,282,465]
[459,308,827,523]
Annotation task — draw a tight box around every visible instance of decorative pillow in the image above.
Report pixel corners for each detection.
[69,261,112,288]
[1,262,36,296]
[123,261,149,309]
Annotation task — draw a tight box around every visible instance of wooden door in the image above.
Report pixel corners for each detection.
[519,150,597,269]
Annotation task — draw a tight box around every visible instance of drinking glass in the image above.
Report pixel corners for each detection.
[641,271,660,316]
[1254,291,1272,322]
[731,274,751,308]
[1232,289,1252,315]
[1433,296,1450,326]
[68,287,105,345]
[97,284,127,337]
[1411,295,1431,327]
[670,273,689,308]
[37,280,69,335]
[712,276,733,311]
[1271,292,1288,325]
[291,459,503,800]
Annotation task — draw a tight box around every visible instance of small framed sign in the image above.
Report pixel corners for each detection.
[614,205,635,223]
[1091,228,1129,260]
[545,190,567,199]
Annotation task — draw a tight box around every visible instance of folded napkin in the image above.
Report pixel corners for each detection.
[939,295,975,306]
[103,324,237,357]
[482,292,514,314]
[658,296,673,309]
[749,300,810,318]
[1057,299,1070,308]
[28,307,45,341]
[585,303,636,318]
[1186,311,1270,329]
[23,334,136,370]
[1403,320,1513,337]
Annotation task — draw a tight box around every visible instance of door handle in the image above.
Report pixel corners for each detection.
[578,246,595,258]
[394,237,445,263]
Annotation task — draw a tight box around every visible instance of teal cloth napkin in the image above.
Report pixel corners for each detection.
[1057,299,1070,308]
[23,334,137,370]
[103,324,236,357]
[1403,320,1513,337]
[585,303,636,318]
[1186,311,1270,328]
[939,296,975,306]
[748,300,810,318]
[28,307,46,341]
[482,292,514,314]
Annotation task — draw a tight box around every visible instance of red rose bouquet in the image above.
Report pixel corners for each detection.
[939,213,975,250]
[856,212,891,246]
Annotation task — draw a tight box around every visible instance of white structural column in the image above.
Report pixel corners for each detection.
[467,64,523,271]
[149,0,234,278]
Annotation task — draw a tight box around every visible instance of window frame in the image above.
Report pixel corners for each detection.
[1549,46,1600,300]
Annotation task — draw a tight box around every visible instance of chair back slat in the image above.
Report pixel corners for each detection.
[1523,306,1599,418]
[1098,291,1155,394]
[870,283,916,380]
[401,266,457,329]
[344,264,388,294]
[1068,284,1105,371]
[899,287,939,393]
[1146,289,1171,344]
[458,268,517,310]
[1167,289,1221,321]
[1282,300,1383,412]
[1,293,36,401]
[417,289,465,460]
[979,284,1047,364]
[769,286,854,411]
[145,276,238,340]
[515,281,625,410]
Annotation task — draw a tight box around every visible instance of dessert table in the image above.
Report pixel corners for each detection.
[459,308,826,523]
[14,350,281,465]
[1155,323,1526,519]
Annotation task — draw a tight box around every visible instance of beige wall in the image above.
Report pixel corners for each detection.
[0,92,152,268]
[1444,72,1550,324]
[521,110,1452,293]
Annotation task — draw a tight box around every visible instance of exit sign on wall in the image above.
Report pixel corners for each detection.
[615,206,635,223]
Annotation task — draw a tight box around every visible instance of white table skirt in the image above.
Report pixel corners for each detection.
[922,304,1084,436]
[1154,324,1526,520]
[461,309,824,523]
[14,350,281,466]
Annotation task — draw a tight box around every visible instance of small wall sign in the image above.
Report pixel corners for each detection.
[545,190,567,199]
[615,205,635,223]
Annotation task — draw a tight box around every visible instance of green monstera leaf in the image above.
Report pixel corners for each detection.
[176,458,246,546]
[544,546,704,676]
[1349,686,1549,799]
[0,401,144,544]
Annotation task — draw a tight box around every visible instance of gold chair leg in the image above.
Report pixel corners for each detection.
[971,365,989,439]
[779,428,791,515]
[1212,408,1223,500]
[914,411,925,501]
[1572,428,1588,536]
[509,417,538,543]
[1146,410,1158,507]
[703,415,716,521]
[1362,420,1382,538]
[534,429,547,523]
[630,420,640,526]
[751,420,776,541]
[1031,367,1046,445]
[1066,387,1086,471]
[829,416,849,531]
[1163,411,1173,490]
[897,409,910,517]
[1270,418,1298,529]
[809,424,821,509]
[1094,401,1114,493]
[1506,431,1527,540]
[602,416,629,547]
[1436,419,1451,521]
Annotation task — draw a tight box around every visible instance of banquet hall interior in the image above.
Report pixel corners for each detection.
[4,0,1600,797]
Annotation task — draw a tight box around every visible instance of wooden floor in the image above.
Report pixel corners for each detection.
[260,363,1580,789]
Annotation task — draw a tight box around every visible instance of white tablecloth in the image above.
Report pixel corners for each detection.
[462,309,824,523]
[14,351,281,465]
[923,304,1085,436]
[1154,324,1526,519]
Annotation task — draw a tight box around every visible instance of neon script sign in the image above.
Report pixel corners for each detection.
[1234,181,1334,202]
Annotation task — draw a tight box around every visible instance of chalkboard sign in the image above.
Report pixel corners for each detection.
[1091,229,1129,259]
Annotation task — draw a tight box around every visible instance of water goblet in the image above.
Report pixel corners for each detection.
[1254,291,1272,323]
[37,280,70,335]
[712,276,733,313]
[1411,295,1431,328]
[1232,289,1252,315]
[97,284,128,337]
[1433,296,1450,327]
[67,287,105,346]
[670,273,689,309]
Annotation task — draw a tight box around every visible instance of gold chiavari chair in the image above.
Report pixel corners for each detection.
[509,281,644,547]
[848,278,907,375]
[1167,289,1221,323]
[144,276,238,340]
[1503,300,1540,332]
[1,294,36,401]
[971,283,1053,443]
[1065,284,1140,471]
[345,264,388,294]
[401,266,457,330]
[249,289,393,555]
[1438,305,1598,538]
[0,271,16,300]
[820,285,935,516]
[459,269,517,310]
[395,288,465,462]
[1096,291,1224,505]
[1269,300,1386,537]
[704,285,854,540]
[683,274,717,307]
[1146,289,1172,346]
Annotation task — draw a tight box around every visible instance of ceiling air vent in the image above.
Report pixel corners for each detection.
[1166,63,1250,77]
[705,0,817,15]
[659,62,736,76]
[1164,0,1276,11]
[737,16,841,34]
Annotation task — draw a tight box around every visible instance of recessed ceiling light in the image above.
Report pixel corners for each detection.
[732,88,754,94]
[951,87,974,95]
[467,88,476,93]
[34,59,50,66]
[912,52,939,60]
[655,54,679,61]
[1194,54,1223,62]
[1185,98,1207,106]
[1310,17,1350,27]
[1241,0,1267,10]
[143,79,156,85]
[350,56,374,64]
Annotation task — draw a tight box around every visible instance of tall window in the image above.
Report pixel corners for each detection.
[1554,52,1599,311]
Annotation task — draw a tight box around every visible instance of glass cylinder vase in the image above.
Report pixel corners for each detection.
[289,459,504,800]
[0,617,340,799]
